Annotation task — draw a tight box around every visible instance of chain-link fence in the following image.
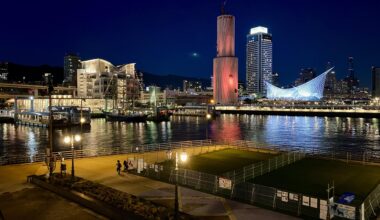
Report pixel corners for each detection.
[361,184,380,220]
[137,162,326,219]
[221,151,306,184]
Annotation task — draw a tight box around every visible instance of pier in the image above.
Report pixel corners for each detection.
[216,105,380,118]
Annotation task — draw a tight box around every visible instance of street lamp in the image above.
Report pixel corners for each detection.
[174,151,187,219]
[80,117,86,124]
[63,134,81,178]
[29,96,34,112]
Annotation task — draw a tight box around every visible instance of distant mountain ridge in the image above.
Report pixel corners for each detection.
[142,72,210,89]
[7,63,64,84]
[4,63,210,89]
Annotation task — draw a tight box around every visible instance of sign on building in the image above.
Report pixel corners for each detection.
[218,177,232,190]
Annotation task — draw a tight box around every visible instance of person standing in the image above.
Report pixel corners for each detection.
[123,160,129,172]
[116,160,122,175]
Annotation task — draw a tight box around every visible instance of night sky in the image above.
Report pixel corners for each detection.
[1,0,380,87]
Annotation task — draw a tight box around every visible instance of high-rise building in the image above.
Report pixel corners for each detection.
[213,7,238,104]
[246,26,273,96]
[64,53,81,86]
[324,62,337,98]
[0,62,8,81]
[344,57,359,94]
[271,72,279,87]
[372,67,380,98]
[294,68,316,86]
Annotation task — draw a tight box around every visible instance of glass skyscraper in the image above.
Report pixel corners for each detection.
[246,26,272,96]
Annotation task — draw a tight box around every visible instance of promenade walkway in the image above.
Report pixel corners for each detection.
[0,147,299,220]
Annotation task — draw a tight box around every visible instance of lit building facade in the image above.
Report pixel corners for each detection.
[77,59,141,107]
[246,26,272,96]
[64,53,81,86]
[372,67,380,98]
[213,12,238,104]
[0,62,8,81]
[344,57,359,94]
[183,80,202,93]
[266,68,332,101]
[324,63,337,98]
[294,68,316,86]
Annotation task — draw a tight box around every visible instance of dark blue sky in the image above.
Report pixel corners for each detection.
[1,0,380,87]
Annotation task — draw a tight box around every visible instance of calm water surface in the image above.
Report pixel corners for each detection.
[1,115,380,158]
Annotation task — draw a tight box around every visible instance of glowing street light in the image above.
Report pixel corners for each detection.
[63,134,81,178]
[80,117,86,124]
[206,113,212,119]
[174,150,187,219]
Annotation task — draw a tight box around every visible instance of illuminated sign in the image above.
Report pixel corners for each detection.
[250,26,268,35]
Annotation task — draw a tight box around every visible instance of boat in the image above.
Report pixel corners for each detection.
[146,106,171,122]
[51,106,91,126]
[15,112,68,127]
[15,105,91,128]
[105,109,147,122]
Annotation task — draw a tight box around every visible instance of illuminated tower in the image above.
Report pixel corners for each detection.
[213,8,238,104]
[246,26,272,96]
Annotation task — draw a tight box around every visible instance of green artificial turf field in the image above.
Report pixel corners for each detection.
[251,158,380,203]
[180,148,278,175]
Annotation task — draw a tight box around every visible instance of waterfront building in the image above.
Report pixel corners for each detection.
[183,80,202,93]
[64,53,81,86]
[372,67,380,98]
[0,62,8,81]
[140,86,167,106]
[324,63,337,98]
[294,68,316,86]
[246,26,273,96]
[238,82,246,95]
[213,8,238,104]
[265,68,332,101]
[335,79,349,98]
[271,72,279,87]
[77,59,141,108]
[344,57,359,94]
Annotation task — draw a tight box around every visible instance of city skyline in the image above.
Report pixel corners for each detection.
[1,0,380,87]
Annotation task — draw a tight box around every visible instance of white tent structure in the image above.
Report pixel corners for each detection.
[265,68,333,101]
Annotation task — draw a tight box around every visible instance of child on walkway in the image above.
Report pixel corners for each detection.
[116,160,122,175]
[123,160,129,173]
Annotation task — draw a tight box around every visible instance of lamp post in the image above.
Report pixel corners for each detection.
[63,134,81,178]
[174,151,187,220]
[80,99,86,149]
[29,96,34,112]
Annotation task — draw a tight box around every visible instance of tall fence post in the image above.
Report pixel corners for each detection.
[252,164,255,179]
[243,167,246,182]
[250,185,255,204]
[214,176,218,193]
[196,172,201,190]
[272,189,276,209]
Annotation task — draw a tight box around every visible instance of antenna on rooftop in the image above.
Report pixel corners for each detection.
[221,0,227,14]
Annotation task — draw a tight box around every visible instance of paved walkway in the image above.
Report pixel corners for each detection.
[0,148,299,220]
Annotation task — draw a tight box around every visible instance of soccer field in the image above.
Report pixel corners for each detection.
[180,148,278,175]
[251,158,380,203]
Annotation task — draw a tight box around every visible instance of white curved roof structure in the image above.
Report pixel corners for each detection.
[265,68,333,101]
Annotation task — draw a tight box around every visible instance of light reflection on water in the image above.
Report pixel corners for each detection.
[0,115,379,158]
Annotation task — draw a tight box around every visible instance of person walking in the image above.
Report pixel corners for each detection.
[116,160,122,175]
[123,160,129,172]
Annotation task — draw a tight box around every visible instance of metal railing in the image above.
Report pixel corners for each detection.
[222,151,306,184]
[0,139,217,165]
[138,161,324,219]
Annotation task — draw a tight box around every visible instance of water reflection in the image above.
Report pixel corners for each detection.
[0,115,380,158]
